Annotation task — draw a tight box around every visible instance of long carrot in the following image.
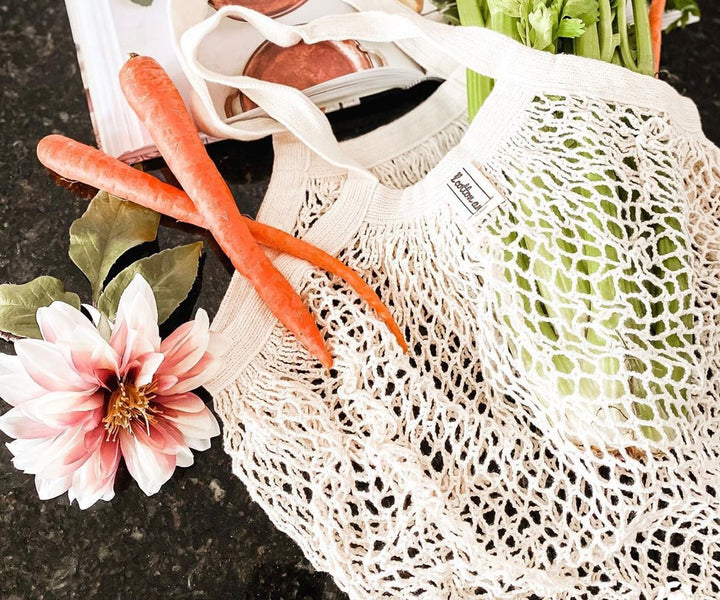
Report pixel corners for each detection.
[119,55,331,368]
[38,135,204,228]
[36,134,407,352]
[649,0,666,75]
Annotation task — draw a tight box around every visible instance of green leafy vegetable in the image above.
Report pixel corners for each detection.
[0,276,80,339]
[665,0,700,32]
[456,0,489,120]
[453,0,696,78]
[97,242,203,324]
[130,0,154,6]
[453,0,698,447]
[430,0,461,23]
[456,0,607,113]
[69,191,160,302]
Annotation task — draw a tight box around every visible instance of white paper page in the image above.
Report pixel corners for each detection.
[66,0,434,162]
[194,0,424,121]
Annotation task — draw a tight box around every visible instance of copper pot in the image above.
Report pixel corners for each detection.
[208,0,309,19]
[225,39,380,115]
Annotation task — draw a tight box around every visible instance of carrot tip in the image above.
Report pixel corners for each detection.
[398,337,409,353]
[319,353,334,370]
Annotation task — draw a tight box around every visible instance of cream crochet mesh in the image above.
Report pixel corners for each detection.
[210,84,720,599]
[167,1,720,595]
[293,121,469,238]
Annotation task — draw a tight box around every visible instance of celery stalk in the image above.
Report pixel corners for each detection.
[631,0,655,75]
[598,0,615,62]
[576,24,601,59]
[456,0,489,120]
[455,0,693,448]
[458,0,520,117]
[616,0,640,71]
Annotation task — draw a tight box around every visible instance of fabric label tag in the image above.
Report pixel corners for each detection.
[444,163,504,223]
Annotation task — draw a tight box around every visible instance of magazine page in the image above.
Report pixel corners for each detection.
[66,0,441,162]
[66,0,219,162]
[192,0,428,122]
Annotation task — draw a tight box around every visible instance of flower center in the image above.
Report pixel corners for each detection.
[103,381,159,440]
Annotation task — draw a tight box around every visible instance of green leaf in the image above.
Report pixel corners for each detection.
[667,0,700,16]
[497,0,523,18]
[429,0,461,24]
[130,0,154,6]
[665,0,701,32]
[558,16,586,38]
[563,0,598,25]
[97,242,203,325]
[69,191,160,302]
[527,4,556,51]
[0,276,81,339]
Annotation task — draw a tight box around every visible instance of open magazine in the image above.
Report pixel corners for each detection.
[64,0,441,163]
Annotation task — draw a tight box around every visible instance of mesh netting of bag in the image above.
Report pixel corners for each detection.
[213,94,720,600]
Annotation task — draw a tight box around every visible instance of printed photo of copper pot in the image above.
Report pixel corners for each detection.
[224,39,384,116]
[208,0,309,19]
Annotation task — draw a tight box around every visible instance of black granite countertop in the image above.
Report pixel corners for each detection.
[1,2,719,599]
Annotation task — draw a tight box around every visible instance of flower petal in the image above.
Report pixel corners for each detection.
[35,474,74,500]
[18,391,104,428]
[82,305,112,341]
[154,392,207,412]
[156,311,229,393]
[154,375,179,394]
[130,419,185,455]
[110,275,161,378]
[69,430,120,509]
[68,330,119,387]
[161,403,220,442]
[36,302,119,386]
[119,428,176,496]
[0,408,62,439]
[176,446,194,468]
[183,436,212,452]
[158,310,211,376]
[160,354,223,396]
[37,301,96,344]
[134,352,164,388]
[6,437,52,472]
[7,425,90,479]
[0,354,48,407]
[15,339,97,393]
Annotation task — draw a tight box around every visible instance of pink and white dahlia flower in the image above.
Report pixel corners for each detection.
[0,274,227,509]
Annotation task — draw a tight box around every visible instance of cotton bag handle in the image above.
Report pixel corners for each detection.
[177,0,550,175]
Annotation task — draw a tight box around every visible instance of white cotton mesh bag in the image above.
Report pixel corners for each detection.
[169,1,720,598]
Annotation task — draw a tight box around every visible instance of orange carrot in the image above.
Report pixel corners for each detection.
[36,134,408,351]
[649,0,666,75]
[247,224,407,352]
[119,55,332,367]
[38,135,204,228]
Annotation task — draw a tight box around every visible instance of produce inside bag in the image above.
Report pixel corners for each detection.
[454,0,702,453]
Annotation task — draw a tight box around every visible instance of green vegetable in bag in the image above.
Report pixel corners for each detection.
[451,0,700,449]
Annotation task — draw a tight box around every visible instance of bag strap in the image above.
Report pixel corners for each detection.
[177,0,546,175]
[343,0,461,79]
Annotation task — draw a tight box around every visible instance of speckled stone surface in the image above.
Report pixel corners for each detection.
[0,1,718,599]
